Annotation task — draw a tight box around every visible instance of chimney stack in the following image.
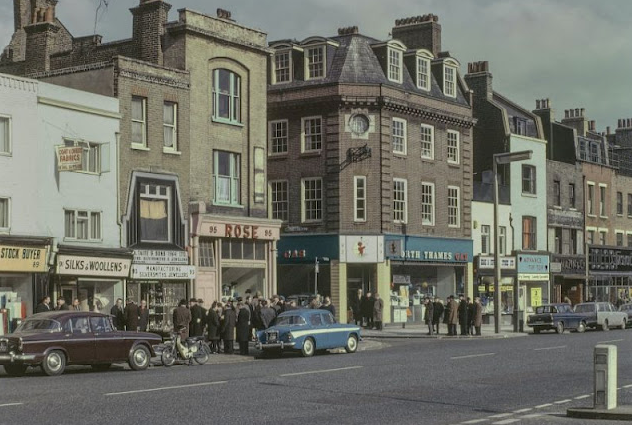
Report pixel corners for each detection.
[464,61,492,100]
[130,0,171,65]
[391,14,441,56]
[338,26,359,36]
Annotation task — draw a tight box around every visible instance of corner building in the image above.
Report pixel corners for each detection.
[268,16,475,323]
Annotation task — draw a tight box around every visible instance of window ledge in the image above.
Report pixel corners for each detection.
[211,202,245,209]
[569,208,577,211]
[587,214,597,218]
[521,193,538,198]
[268,153,288,159]
[353,220,367,224]
[552,205,562,209]
[447,162,460,167]
[600,215,609,219]
[421,156,434,161]
[448,225,460,229]
[63,238,103,243]
[0,152,12,157]
[163,148,181,155]
[131,144,150,151]
[211,117,244,127]
[299,151,322,158]
[393,152,407,157]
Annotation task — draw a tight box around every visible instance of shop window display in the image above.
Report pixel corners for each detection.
[0,276,32,333]
[127,282,186,333]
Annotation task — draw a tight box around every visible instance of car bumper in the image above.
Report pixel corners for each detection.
[0,352,38,363]
[527,323,553,329]
[255,342,296,350]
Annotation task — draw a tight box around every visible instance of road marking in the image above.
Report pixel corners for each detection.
[554,399,572,404]
[512,408,532,413]
[575,394,591,400]
[0,403,23,408]
[492,420,520,425]
[451,353,495,360]
[460,419,488,424]
[623,384,632,389]
[520,414,543,419]
[598,339,624,344]
[488,413,513,418]
[105,381,227,396]
[534,403,553,409]
[280,365,363,377]
[533,345,566,351]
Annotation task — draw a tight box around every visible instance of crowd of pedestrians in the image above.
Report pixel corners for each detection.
[349,290,384,330]
[426,295,483,336]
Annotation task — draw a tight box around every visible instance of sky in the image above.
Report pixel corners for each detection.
[1,0,631,131]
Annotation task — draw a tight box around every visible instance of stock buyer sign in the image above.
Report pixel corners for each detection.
[56,255,131,278]
[56,146,83,171]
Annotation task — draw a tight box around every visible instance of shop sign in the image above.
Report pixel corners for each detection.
[131,264,196,279]
[477,284,514,292]
[517,254,549,281]
[385,236,472,263]
[477,256,516,270]
[393,275,411,285]
[133,250,188,265]
[56,255,131,277]
[284,226,308,233]
[547,209,583,228]
[551,255,586,275]
[277,235,339,263]
[283,249,306,259]
[588,246,632,273]
[202,222,279,241]
[0,245,48,272]
[339,235,384,263]
[56,146,83,171]
[550,262,562,273]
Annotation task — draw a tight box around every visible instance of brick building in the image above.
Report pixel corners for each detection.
[267,15,475,323]
[1,0,281,330]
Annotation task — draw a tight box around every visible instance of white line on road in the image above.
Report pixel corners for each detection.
[534,403,553,409]
[492,419,520,425]
[487,413,513,418]
[533,346,566,351]
[512,408,532,413]
[460,419,488,424]
[0,403,23,408]
[574,394,591,400]
[598,339,624,344]
[623,384,632,389]
[105,381,227,396]
[554,399,572,404]
[519,414,544,419]
[280,365,363,377]
[451,353,495,360]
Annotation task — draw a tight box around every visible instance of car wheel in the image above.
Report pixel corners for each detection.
[301,337,315,357]
[4,364,27,377]
[161,346,176,367]
[345,334,358,354]
[555,322,565,334]
[91,363,112,372]
[41,350,66,376]
[129,345,150,371]
[533,327,541,334]
[601,320,609,331]
[576,321,586,333]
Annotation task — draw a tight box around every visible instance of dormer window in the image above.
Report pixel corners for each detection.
[443,64,456,98]
[416,56,430,90]
[305,45,325,80]
[388,48,403,83]
[274,50,291,83]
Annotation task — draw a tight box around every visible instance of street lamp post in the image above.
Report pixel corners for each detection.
[493,150,533,334]
[314,256,330,297]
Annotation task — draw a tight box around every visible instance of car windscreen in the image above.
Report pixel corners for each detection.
[535,306,550,314]
[16,319,62,332]
[574,304,593,313]
[273,315,307,326]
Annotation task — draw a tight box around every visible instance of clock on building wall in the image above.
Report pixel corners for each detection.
[349,114,370,136]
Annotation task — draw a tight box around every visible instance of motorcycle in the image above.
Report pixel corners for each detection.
[161,328,210,366]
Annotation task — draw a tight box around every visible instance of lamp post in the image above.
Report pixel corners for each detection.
[314,256,330,297]
[493,150,533,334]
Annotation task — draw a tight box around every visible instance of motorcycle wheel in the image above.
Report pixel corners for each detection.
[161,346,177,367]
[193,343,209,365]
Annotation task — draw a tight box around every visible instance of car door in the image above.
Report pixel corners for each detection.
[91,316,127,362]
[64,316,96,364]
[308,313,330,349]
[321,312,345,347]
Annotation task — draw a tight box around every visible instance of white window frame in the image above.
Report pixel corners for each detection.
[301,116,323,153]
[63,139,101,174]
[139,183,172,244]
[421,182,435,226]
[599,183,608,217]
[522,164,536,195]
[443,64,457,98]
[0,197,10,231]
[587,182,595,216]
[447,186,460,228]
[599,229,608,245]
[616,230,624,247]
[64,208,102,241]
[416,56,430,91]
[481,225,490,255]
[0,114,11,156]
[392,118,407,155]
[163,101,178,153]
[269,180,289,222]
[393,178,407,224]
[213,151,241,206]
[420,124,434,160]
[354,176,367,222]
[447,130,460,164]
[131,96,147,148]
[499,226,507,255]
[212,69,241,124]
[273,50,292,84]
[268,120,288,155]
[301,177,323,223]
[388,47,403,83]
[305,45,326,80]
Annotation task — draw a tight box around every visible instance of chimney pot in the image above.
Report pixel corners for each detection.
[581,108,585,117]
[536,100,541,109]
[607,126,611,135]
[564,110,569,118]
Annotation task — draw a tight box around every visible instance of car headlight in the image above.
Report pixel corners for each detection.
[18,337,23,351]
[287,333,293,342]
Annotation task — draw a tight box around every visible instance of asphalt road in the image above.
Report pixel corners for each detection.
[1,329,632,425]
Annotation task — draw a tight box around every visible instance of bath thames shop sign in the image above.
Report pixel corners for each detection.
[56,255,131,277]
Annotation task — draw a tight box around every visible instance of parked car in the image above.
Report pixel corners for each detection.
[0,311,162,376]
[526,303,585,334]
[618,303,632,327]
[255,309,361,357]
[574,302,627,331]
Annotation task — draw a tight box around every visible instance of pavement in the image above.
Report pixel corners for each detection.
[362,322,526,339]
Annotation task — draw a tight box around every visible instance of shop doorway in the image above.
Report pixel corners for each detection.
[221,267,265,300]
[60,285,76,307]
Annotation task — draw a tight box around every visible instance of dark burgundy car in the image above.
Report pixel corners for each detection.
[0,311,162,376]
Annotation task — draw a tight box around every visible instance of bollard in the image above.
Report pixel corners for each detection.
[594,344,617,410]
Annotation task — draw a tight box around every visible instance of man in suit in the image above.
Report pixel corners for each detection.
[173,299,191,339]
[111,298,125,330]
[124,299,139,331]
[35,296,51,313]
[236,300,251,355]
[458,295,469,335]
[220,303,236,354]
[206,302,220,353]
[189,298,205,337]
[448,296,459,336]
[138,300,149,332]
[72,298,81,311]
[56,297,69,311]
[351,289,363,326]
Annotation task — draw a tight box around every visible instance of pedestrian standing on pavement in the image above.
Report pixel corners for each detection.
[207,301,220,353]
[197,299,207,333]
[220,303,236,354]
[423,297,434,335]
[432,297,444,334]
[448,296,459,336]
[236,300,251,355]
[72,298,81,311]
[35,296,52,313]
[259,300,276,329]
[443,297,451,334]
[124,299,139,331]
[363,291,374,329]
[56,297,70,311]
[189,298,204,337]
[458,295,469,335]
[320,296,336,317]
[173,299,192,339]
[373,293,384,330]
[352,289,363,326]
[467,297,475,335]
[474,297,483,336]
[139,300,149,332]
[111,298,125,330]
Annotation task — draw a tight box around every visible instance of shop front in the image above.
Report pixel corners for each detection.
[385,235,473,324]
[587,246,632,305]
[474,255,516,323]
[128,249,195,333]
[192,215,281,303]
[0,237,51,333]
[550,254,585,305]
[516,253,550,326]
[54,245,132,314]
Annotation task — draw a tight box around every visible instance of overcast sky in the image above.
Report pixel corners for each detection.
[1,0,630,131]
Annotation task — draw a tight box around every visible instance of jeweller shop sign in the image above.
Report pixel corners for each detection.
[131,264,196,279]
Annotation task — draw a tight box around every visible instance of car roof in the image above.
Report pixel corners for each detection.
[278,309,330,317]
[29,311,111,320]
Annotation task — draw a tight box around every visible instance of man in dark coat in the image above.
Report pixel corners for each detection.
[432,297,444,334]
[423,297,434,335]
[362,291,374,329]
[351,289,363,326]
[320,296,336,317]
[173,299,192,338]
[124,299,139,331]
[443,297,452,335]
[458,295,469,335]
[207,302,220,353]
[35,296,51,313]
[259,300,276,329]
[197,299,207,327]
[236,301,251,355]
[111,298,125,331]
[189,298,205,337]
[56,297,70,311]
[467,297,475,335]
[220,304,236,354]
[138,300,149,332]
[448,296,459,336]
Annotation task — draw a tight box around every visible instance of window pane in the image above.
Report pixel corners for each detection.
[90,212,101,240]
[0,117,8,153]
[140,199,169,242]
[131,98,143,120]
[421,183,434,225]
[132,122,143,144]
[421,125,434,159]
[77,213,89,240]
[0,198,8,228]
[65,210,75,238]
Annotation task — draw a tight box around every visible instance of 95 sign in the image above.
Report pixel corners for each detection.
[203,222,278,240]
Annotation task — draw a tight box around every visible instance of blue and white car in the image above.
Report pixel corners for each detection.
[255,309,361,357]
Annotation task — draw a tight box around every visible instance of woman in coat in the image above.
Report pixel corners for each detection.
[206,301,220,353]
[373,293,384,330]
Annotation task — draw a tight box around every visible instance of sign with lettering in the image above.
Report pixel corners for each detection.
[588,246,632,273]
[131,264,196,279]
[56,146,83,171]
[547,209,583,229]
[56,255,131,277]
[477,256,516,270]
[0,245,48,272]
[201,221,279,240]
[385,236,472,263]
[340,235,384,263]
[517,254,549,281]
[551,255,586,275]
[133,250,188,265]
